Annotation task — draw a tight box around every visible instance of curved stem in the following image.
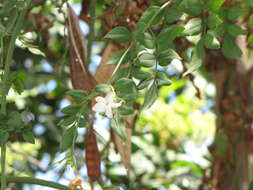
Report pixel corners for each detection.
[5,176,73,190]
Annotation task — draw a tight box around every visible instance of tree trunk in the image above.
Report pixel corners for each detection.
[206,43,252,190]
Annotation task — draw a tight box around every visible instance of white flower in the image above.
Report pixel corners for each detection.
[92,91,122,118]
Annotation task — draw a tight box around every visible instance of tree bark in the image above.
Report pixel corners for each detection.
[206,46,252,190]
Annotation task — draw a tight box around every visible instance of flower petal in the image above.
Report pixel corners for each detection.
[105,91,115,104]
[105,107,113,118]
[95,96,106,103]
[92,102,106,113]
[111,101,122,108]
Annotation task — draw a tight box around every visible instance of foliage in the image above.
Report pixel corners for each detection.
[0,0,252,190]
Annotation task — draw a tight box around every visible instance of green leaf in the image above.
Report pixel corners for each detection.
[12,78,24,94]
[0,0,17,17]
[222,35,242,59]
[214,24,226,37]
[111,113,126,140]
[7,111,24,129]
[118,105,134,115]
[205,0,225,11]
[157,49,181,66]
[204,31,220,49]
[58,116,76,127]
[157,25,185,46]
[66,90,88,103]
[114,78,136,98]
[207,13,223,29]
[182,18,202,36]
[179,0,203,16]
[136,22,148,34]
[156,71,172,86]
[105,26,133,43]
[22,131,35,144]
[137,6,163,28]
[94,84,111,94]
[61,104,81,115]
[16,0,27,10]
[165,8,183,23]
[137,78,153,90]
[60,126,77,152]
[136,32,155,49]
[142,82,158,109]
[107,50,131,65]
[132,67,153,80]
[138,53,156,67]
[77,118,88,128]
[0,131,9,146]
[11,71,25,94]
[226,24,247,37]
[227,7,249,21]
[28,47,45,57]
[110,67,129,83]
[184,40,205,76]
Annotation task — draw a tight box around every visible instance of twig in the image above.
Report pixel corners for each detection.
[7,143,46,171]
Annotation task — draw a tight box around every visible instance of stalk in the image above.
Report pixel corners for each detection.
[0,1,32,189]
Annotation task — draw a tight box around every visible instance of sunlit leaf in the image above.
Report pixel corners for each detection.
[182,18,202,36]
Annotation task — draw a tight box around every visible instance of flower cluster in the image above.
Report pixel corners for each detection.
[92,91,122,118]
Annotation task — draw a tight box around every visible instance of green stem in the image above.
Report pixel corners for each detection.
[87,0,96,65]
[110,43,134,79]
[4,176,73,190]
[0,146,6,190]
[1,0,31,113]
[0,1,32,190]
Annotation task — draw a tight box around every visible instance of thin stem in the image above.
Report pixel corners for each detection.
[0,146,6,190]
[4,176,73,190]
[0,1,32,190]
[110,43,134,79]
[87,0,96,65]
